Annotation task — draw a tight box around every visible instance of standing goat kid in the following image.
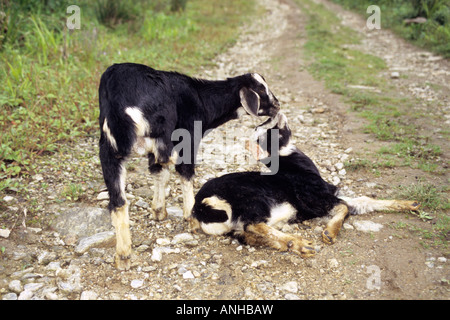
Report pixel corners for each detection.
[98,63,280,270]
[191,113,420,256]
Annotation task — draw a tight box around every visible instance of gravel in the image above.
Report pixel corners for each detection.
[1,0,448,301]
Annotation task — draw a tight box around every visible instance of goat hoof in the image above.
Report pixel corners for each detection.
[410,201,420,211]
[322,230,336,245]
[115,253,131,271]
[150,207,168,221]
[300,246,316,258]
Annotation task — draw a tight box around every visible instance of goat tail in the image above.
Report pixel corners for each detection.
[338,196,420,215]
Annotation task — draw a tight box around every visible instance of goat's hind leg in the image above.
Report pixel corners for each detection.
[148,155,170,221]
[243,223,316,258]
[100,144,132,270]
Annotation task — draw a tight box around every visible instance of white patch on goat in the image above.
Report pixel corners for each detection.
[279,144,297,156]
[103,119,118,151]
[340,196,389,215]
[125,107,150,136]
[200,196,233,235]
[252,73,270,96]
[267,202,297,228]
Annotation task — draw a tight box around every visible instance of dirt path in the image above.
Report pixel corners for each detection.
[1,0,448,300]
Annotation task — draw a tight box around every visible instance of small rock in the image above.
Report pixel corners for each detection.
[80,290,98,300]
[332,176,341,186]
[328,258,339,268]
[75,230,115,254]
[0,229,10,238]
[172,233,194,244]
[96,191,109,201]
[24,283,44,292]
[391,71,400,79]
[437,257,447,263]
[343,223,354,230]
[135,199,149,209]
[183,271,195,279]
[130,279,144,289]
[8,280,22,293]
[167,206,183,218]
[37,251,58,265]
[285,293,301,300]
[279,281,298,293]
[18,290,34,300]
[156,238,171,246]
[2,293,18,300]
[3,195,14,202]
[335,162,344,170]
[354,220,383,232]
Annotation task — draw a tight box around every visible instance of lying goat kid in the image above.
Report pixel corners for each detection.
[99,63,280,269]
[190,113,420,257]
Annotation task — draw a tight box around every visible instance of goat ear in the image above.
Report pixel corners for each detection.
[239,88,260,117]
[277,112,288,128]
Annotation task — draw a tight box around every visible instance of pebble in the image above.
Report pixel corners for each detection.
[391,71,400,79]
[0,229,10,238]
[279,281,298,293]
[3,195,14,202]
[80,290,99,300]
[353,220,383,232]
[74,230,115,254]
[130,279,144,289]
[8,280,22,293]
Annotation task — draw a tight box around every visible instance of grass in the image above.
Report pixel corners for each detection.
[330,0,450,58]
[295,0,449,249]
[0,0,255,193]
[295,0,446,174]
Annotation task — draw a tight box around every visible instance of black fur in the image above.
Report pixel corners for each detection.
[99,63,280,215]
[192,113,341,230]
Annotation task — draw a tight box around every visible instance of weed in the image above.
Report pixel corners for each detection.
[0,0,256,193]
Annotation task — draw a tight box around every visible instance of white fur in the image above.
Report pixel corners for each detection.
[200,196,233,235]
[267,202,297,228]
[125,107,150,136]
[103,119,118,151]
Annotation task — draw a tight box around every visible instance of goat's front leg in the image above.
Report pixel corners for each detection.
[149,162,170,221]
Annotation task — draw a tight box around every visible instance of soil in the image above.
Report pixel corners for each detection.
[0,0,448,300]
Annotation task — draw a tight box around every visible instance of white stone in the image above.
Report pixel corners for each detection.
[354,220,383,232]
[279,281,298,293]
[130,279,144,289]
[80,290,99,300]
[8,280,22,293]
[183,271,195,279]
[171,233,194,244]
[0,229,10,238]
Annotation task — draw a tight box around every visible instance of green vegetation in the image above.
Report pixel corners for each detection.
[331,0,450,58]
[295,0,445,174]
[295,0,448,248]
[0,0,255,191]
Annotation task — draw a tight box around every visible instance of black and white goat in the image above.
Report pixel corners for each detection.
[190,113,420,257]
[98,63,280,269]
